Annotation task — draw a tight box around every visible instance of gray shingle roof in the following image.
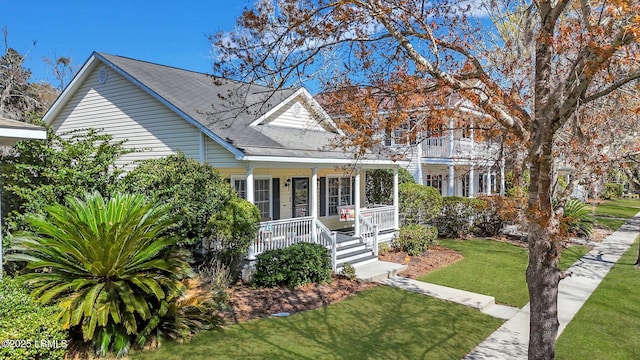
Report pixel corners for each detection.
[98,53,368,160]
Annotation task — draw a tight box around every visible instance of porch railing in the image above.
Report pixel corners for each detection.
[358,213,379,256]
[253,216,315,255]
[361,205,396,232]
[316,220,338,271]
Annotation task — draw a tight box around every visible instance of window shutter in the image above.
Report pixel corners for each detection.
[319,177,326,216]
[272,178,280,220]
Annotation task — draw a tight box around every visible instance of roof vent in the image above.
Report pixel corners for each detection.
[292,102,302,117]
[97,66,108,84]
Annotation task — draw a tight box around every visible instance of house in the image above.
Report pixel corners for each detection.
[42,52,406,272]
[0,116,47,278]
[399,98,506,198]
[316,85,507,199]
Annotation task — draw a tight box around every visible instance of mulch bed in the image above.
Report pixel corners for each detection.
[223,245,465,324]
[379,245,464,279]
[223,275,376,324]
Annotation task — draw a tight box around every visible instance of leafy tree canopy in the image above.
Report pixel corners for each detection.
[1,127,133,233]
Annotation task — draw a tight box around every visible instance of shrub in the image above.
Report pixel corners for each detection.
[118,153,237,246]
[393,225,438,256]
[157,260,231,343]
[339,262,357,280]
[205,196,261,272]
[601,183,623,200]
[378,242,391,256]
[0,277,68,360]
[399,183,443,225]
[560,199,595,237]
[253,242,332,288]
[436,197,486,238]
[475,196,522,236]
[366,168,415,205]
[8,192,195,357]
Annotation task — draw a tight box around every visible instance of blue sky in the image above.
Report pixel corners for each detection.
[2,1,251,85]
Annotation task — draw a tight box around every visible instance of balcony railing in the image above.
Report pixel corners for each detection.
[421,137,499,160]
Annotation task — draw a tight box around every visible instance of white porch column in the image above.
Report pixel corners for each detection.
[393,167,400,229]
[354,168,361,237]
[469,165,475,198]
[311,168,318,218]
[448,165,455,196]
[311,168,318,243]
[486,173,492,195]
[246,166,254,204]
[500,158,506,195]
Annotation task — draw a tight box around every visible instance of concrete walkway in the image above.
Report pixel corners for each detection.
[382,277,520,320]
[465,214,640,359]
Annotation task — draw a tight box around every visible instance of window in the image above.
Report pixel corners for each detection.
[425,174,444,193]
[462,174,470,197]
[233,179,246,199]
[254,179,271,220]
[479,173,497,194]
[327,177,352,216]
[383,121,416,146]
[232,176,272,220]
[462,125,472,139]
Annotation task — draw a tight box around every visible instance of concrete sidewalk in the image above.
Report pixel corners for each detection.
[464,214,640,359]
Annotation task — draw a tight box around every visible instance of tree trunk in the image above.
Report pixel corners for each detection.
[526,224,560,359]
[526,144,561,359]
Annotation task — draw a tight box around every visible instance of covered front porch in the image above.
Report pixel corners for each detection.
[219,160,403,271]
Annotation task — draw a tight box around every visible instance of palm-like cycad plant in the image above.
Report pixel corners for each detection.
[561,198,595,237]
[9,192,193,357]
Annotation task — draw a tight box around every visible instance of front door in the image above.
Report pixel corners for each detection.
[292,177,309,218]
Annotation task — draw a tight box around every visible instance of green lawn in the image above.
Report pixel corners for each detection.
[131,286,503,360]
[556,238,640,360]
[418,239,589,308]
[593,199,640,231]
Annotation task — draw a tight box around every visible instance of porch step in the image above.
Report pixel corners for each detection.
[337,247,375,264]
[336,241,368,253]
[336,254,378,273]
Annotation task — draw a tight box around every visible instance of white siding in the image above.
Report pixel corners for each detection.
[404,146,423,185]
[204,137,241,168]
[50,64,202,170]
[264,98,328,131]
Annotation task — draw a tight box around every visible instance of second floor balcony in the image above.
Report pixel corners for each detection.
[421,137,500,162]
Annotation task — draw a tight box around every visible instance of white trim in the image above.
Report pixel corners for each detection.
[250,88,343,135]
[43,54,99,124]
[241,155,405,167]
[354,169,361,237]
[199,132,205,163]
[0,128,46,142]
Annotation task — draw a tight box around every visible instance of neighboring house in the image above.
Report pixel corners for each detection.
[319,88,506,198]
[397,99,506,198]
[0,116,47,278]
[43,52,406,271]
